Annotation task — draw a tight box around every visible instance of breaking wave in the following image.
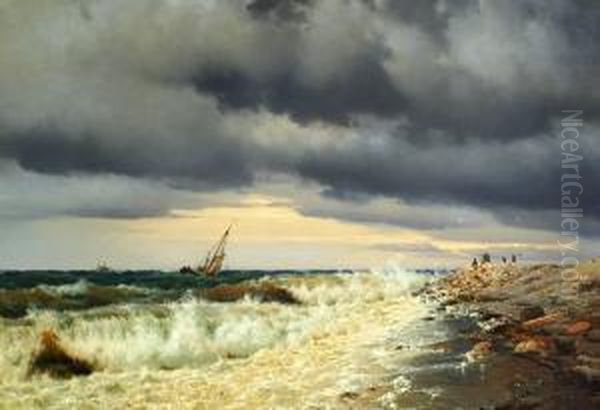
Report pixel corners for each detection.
[0,267,445,410]
[0,282,157,319]
[0,269,427,380]
[38,279,92,296]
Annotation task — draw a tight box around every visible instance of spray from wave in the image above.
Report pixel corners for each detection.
[0,267,435,409]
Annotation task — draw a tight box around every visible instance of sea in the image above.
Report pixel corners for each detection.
[0,267,464,409]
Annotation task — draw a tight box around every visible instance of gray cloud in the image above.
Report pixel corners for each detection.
[292,188,496,231]
[0,160,189,220]
[0,0,598,234]
[189,0,600,138]
[291,114,599,221]
[370,242,444,255]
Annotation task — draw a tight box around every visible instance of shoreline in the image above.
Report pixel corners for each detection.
[403,260,600,409]
[3,265,600,408]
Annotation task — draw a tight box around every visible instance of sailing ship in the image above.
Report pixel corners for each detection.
[180,225,231,277]
[96,261,113,273]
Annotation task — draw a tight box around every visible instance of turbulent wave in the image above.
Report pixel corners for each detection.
[0,282,160,319]
[0,270,349,318]
[0,268,434,409]
[38,279,92,296]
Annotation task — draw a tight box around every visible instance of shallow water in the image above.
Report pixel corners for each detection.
[0,268,452,409]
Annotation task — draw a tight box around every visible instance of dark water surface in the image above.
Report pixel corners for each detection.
[0,269,352,318]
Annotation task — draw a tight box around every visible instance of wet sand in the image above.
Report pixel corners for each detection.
[407,260,600,409]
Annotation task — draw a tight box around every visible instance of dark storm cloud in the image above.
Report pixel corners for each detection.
[187,0,600,139]
[295,126,600,229]
[0,0,598,232]
[246,0,312,21]
[192,51,407,125]
[369,0,473,40]
[0,160,198,220]
[0,126,253,188]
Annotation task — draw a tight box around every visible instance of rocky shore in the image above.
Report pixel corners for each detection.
[415,259,600,409]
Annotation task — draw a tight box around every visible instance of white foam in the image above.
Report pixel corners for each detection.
[0,268,431,408]
[38,279,91,296]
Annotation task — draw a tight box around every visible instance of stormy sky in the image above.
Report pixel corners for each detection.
[0,0,598,268]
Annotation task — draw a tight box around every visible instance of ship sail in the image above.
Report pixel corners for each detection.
[179,225,231,277]
[199,225,230,277]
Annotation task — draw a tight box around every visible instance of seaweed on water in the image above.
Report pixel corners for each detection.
[253,283,301,304]
[0,288,63,318]
[0,285,154,319]
[27,329,96,379]
[201,282,301,305]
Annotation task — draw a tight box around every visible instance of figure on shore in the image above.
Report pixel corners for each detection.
[482,253,491,264]
[502,256,507,264]
[472,258,479,269]
[511,254,517,264]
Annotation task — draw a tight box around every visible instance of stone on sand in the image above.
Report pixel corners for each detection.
[514,337,555,356]
[565,321,592,336]
[466,341,493,362]
[522,313,564,330]
[519,305,545,322]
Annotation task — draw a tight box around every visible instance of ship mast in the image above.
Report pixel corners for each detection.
[200,225,231,276]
